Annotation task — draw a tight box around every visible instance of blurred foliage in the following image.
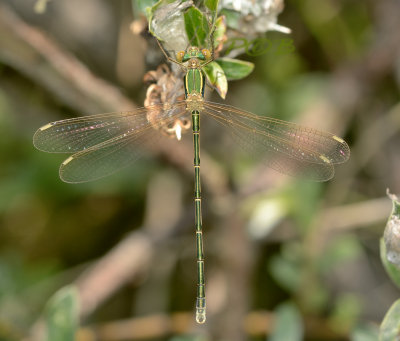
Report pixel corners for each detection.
[351,323,379,341]
[268,302,303,341]
[0,0,399,340]
[44,286,79,341]
[380,238,400,290]
[379,299,400,341]
[382,192,400,271]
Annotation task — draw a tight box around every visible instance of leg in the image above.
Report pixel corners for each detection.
[155,39,186,68]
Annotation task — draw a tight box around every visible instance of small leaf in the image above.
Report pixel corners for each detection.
[213,15,226,49]
[351,323,380,341]
[147,0,175,14]
[269,254,300,292]
[204,0,219,12]
[219,9,240,30]
[215,58,254,80]
[380,238,400,289]
[379,299,400,341]
[147,0,176,38]
[184,7,209,47]
[203,61,228,99]
[268,302,303,341]
[147,0,191,51]
[133,0,158,16]
[45,286,79,341]
[383,190,400,267]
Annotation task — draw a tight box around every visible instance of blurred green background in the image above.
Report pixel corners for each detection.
[0,0,399,340]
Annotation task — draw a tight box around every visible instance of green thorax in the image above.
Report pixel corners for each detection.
[184,68,205,97]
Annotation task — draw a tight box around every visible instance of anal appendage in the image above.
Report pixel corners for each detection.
[196,297,206,324]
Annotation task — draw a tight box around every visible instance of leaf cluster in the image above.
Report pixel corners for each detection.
[135,0,254,98]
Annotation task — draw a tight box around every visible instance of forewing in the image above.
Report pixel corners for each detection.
[34,102,189,183]
[33,102,187,153]
[59,126,160,183]
[203,101,350,181]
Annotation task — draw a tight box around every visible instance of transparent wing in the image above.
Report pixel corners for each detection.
[59,126,159,183]
[202,101,350,181]
[33,102,187,153]
[34,102,189,183]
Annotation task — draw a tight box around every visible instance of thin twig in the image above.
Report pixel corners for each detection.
[75,309,346,340]
[75,232,153,319]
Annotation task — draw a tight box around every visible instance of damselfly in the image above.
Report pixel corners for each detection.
[33,41,350,324]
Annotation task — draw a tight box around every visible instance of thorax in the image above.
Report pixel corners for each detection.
[184,66,205,97]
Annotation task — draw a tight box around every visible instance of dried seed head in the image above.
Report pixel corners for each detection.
[143,64,190,139]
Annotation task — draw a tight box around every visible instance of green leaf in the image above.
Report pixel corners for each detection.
[351,323,380,341]
[380,238,400,289]
[148,0,180,41]
[184,7,209,47]
[215,58,254,80]
[269,254,300,292]
[204,0,219,13]
[219,9,240,30]
[379,299,400,341]
[45,286,79,341]
[203,61,228,99]
[213,15,226,48]
[132,0,158,16]
[268,302,303,341]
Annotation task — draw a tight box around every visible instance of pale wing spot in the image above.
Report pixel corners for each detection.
[62,156,74,166]
[39,123,54,131]
[333,135,345,143]
[319,155,331,163]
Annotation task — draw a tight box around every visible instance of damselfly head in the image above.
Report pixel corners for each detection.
[179,46,209,63]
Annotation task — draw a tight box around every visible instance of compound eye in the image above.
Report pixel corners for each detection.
[176,51,185,62]
[202,49,211,60]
